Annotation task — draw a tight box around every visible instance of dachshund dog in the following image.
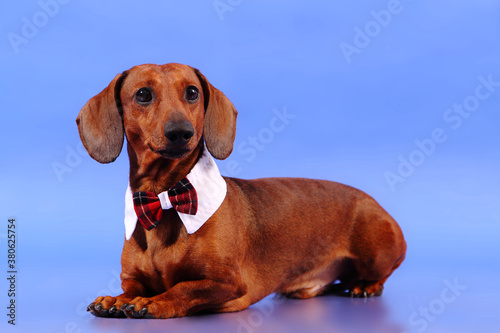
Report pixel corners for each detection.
[77,63,406,319]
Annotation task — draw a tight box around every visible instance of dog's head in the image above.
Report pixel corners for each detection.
[76,63,237,163]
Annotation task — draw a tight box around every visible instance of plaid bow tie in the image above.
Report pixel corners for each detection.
[133,178,198,230]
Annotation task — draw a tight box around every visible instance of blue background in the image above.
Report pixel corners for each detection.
[1,0,499,332]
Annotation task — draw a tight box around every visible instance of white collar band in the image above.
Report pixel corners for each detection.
[124,145,227,240]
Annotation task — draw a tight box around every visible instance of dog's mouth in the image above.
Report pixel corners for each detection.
[149,143,191,159]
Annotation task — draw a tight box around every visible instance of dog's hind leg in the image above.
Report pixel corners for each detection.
[345,251,405,297]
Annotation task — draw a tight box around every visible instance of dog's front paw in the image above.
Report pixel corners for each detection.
[121,296,177,319]
[87,295,130,318]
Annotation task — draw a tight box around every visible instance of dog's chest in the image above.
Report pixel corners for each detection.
[124,224,205,294]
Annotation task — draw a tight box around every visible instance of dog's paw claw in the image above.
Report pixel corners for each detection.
[87,303,95,312]
[129,307,148,318]
[131,310,143,318]
[362,290,368,298]
[126,304,135,312]
[375,285,384,296]
[109,305,116,314]
[121,303,129,312]
[96,303,111,316]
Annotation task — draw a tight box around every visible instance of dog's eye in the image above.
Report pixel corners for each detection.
[135,88,153,104]
[185,86,199,102]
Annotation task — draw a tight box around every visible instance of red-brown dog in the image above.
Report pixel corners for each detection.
[77,63,406,319]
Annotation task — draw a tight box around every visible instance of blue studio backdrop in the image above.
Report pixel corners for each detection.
[1,1,499,332]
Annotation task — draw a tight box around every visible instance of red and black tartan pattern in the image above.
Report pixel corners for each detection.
[133,178,198,230]
[167,178,198,215]
[133,191,163,230]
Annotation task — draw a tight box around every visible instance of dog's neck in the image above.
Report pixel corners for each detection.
[127,140,204,194]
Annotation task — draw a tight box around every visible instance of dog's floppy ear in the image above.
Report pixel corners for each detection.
[194,68,237,160]
[76,72,127,164]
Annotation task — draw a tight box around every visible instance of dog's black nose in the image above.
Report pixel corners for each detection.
[164,121,194,146]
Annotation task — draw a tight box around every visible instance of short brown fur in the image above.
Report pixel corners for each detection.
[77,63,406,319]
